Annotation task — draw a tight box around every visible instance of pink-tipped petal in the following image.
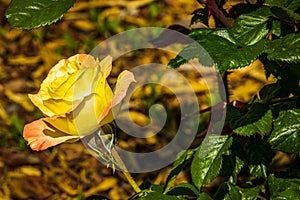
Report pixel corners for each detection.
[98,70,136,123]
[111,70,136,107]
[23,119,79,151]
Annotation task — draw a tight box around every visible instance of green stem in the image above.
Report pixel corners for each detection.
[111,148,141,193]
[123,170,142,193]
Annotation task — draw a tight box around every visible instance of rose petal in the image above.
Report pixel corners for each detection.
[43,114,78,136]
[73,93,106,136]
[23,119,79,151]
[29,54,110,117]
[98,70,136,123]
[73,54,98,68]
[99,56,112,78]
[28,93,56,117]
[72,64,110,104]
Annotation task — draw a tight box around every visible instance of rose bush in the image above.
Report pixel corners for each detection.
[23,54,135,151]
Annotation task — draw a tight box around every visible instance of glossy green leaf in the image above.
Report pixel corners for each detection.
[220,155,245,184]
[266,0,300,21]
[259,83,283,103]
[166,183,200,197]
[5,0,76,29]
[189,28,236,44]
[169,29,299,72]
[266,34,300,62]
[230,102,269,129]
[268,174,300,200]
[224,183,241,200]
[232,157,244,183]
[225,183,260,200]
[164,149,195,193]
[230,7,273,46]
[221,139,245,183]
[197,193,213,200]
[249,164,267,178]
[169,31,267,71]
[265,0,300,11]
[269,109,300,153]
[191,135,233,188]
[271,20,281,37]
[234,110,272,136]
[138,191,185,200]
[194,28,266,71]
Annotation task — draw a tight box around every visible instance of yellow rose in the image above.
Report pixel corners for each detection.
[23,54,135,151]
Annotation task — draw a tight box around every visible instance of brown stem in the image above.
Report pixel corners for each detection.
[197,0,235,27]
[269,96,300,105]
[182,101,227,120]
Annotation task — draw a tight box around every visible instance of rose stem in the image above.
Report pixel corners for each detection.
[111,148,142,193]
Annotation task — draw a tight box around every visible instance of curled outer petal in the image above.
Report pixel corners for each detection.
[98,70,136,123]
[23,119,79,151]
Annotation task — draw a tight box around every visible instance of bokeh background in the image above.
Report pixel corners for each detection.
[0,0,272,199]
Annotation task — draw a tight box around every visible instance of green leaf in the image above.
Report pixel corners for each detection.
[164,149,195,193]
[245,136,273,166]
[271,20,281,37]
[189,28,236,44]
[249,164,267,178]
[230,102,269,129]
[222,156,244,184]
[213,182,230,200]
[220,155,237,180]
[268,109,300,153]
[266,0,300,21]
[191,8,209,25]
[191,135,233,188]
[266,34,300,62]
[265,0,300,11]
[260,67,299,103]
[5,0,76,29]
[192,28,267,71]
[225,183,260,200]
[230,7,273,46]
[166,183,200,197]
[244,136,273,178]
[150,184,164,193]
[197,192,213,200]
[225,104,241,123]
[259,83,283,103]
[234,110,272,136]
[169,28,267,71]
[138,191,185,200]
[168,5,300,72]
[268,174,300,200]
[220,139,245,184]
[224,183,241,200]
[231,157,244,183]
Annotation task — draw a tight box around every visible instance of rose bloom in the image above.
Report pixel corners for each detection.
[23,54,135,151]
